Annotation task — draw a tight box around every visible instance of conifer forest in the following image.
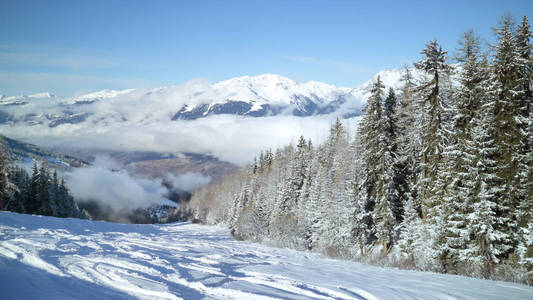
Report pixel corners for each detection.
[187,15,533,284]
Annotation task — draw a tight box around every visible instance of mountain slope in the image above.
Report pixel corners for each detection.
[172,74,356,120]
[0,69,436,165]
[1,69,439,128]
[1,211,532,300]
[0,73,367,128]
[0,135,87,169]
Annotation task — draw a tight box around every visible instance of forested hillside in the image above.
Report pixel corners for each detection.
[0,146,87,219]
[187,15,533,285]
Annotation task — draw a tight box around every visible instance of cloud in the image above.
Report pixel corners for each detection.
[166,172,211,192]
[0,77,363,166]
[66,156,176,215]
[6,115,358,166]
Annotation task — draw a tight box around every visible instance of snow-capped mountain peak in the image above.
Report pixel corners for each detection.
[211,73,351,108]
[0,92,57,106]
[64,88,136,105]
[0,69,429,127]
[28,92,55,99]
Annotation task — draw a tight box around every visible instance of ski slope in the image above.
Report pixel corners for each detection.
[0,212,532,300]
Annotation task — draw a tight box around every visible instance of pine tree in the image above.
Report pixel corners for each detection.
[466,92,511,277]
[5,166,28,213]
[373,88,402,254]
[438,30,487,272]
[515,15,532,225]
[356,76,386,247]
[414,39,452,222]
[515,15,533,281]
[491,15,523,258]
[398,195,427,267]
[27,163,40,214]
[37,165,55,216]
[350,135,370,256]
[397,67,422,217]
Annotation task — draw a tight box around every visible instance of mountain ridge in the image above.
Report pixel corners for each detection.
[0,69,415,127]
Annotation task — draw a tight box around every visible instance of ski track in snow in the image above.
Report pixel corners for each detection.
[0,212,532,300]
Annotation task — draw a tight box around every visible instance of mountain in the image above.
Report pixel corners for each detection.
[0,92,56,106]
[2,211,532,299]
[0,68,441,166]
[0,136,236,224]
[0,73,371,128]
[63,89,136,105]
[0,69,439,128]
[64,149,238,182]
[171,74,358,119]
[0,135,88,169]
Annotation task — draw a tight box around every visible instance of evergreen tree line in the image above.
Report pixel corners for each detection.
[0,149,87,219]
[187,15,532,284]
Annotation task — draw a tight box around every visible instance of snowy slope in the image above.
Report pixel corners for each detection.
[0,91,57,106]
[64,89,137,105]
[212,74,351,106]
[172,75,356,119]
[1,212,532,300]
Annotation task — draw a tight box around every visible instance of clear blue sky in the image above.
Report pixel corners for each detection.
[1,0,531,96]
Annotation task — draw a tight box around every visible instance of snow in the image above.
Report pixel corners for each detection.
[64,89,137,104]
[1,211,532,300]
[28,92,55,99]
[1,92,56,105]
[212,74,350,107]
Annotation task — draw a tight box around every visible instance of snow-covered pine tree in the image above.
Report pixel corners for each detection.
[516,16,532,160]
[373,88,402,255]
[491,15,524,258]
[515,15,533,282]
[438,30,485,273]
[413,39,452,222]
[383,88,406,227]
[515,16,532,224]
[349,133,371,256]
[5,166,28,213]
[26,163,40,214]
[466,83,510,277]
[396,66,431,268]
[356,76,386,247]
[37,165,56,216]
[57,177,84,218]
[323,119,353,256]
[306,153,326,250]
[396,67,422,217]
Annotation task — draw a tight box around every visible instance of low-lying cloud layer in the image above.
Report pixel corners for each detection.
[166,172,211,192]
[1,77,363,165]
[67,160,172,214]
[4,115,359,166]
[65,156,212,216]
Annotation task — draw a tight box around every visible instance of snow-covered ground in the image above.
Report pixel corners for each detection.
[0,212,532,300]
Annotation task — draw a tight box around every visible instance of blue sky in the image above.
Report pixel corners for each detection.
[1,0,531,96]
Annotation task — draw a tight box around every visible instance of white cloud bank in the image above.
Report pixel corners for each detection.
[67,162,172,213]
[5,114,359,166]
[166,172,211,192]
[0,76,364,165]
[65,156,213,214]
